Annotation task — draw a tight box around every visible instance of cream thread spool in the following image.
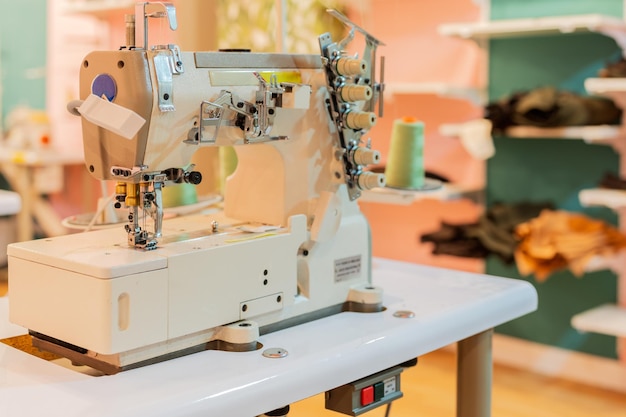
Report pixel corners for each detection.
[384,117,425,189]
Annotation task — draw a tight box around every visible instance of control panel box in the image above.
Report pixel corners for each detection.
[325,366,404,415]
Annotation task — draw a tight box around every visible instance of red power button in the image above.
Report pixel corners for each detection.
[361,385,374,406]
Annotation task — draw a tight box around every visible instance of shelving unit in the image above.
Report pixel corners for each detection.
[569,243,624,337]
[360,182,482,206]
[439,14,626,47]
[440,122,620,143]
[570,77,626,339]
[437,20,626,145]
[439,2,626,378]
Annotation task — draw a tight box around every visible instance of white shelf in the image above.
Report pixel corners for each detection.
[440,123,619,143]
[439,123,465,137]
[0,190,21,217]
[385,82,487,104]
[571,304,626,337]
[438,14,626,42]
[585,78,626,109]
[62,0,135,19]
[359,183,481,206]
[586,77,626,94]
[505,125,620,142]
[579,188,626,210]
[584,251,625,274]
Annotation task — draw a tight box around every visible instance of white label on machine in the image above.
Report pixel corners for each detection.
[334,255,361,282]
[383,376,397,396]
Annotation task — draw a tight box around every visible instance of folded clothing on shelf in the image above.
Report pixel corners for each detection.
[599,171,626,190]
[485,86,622,133]
[515,210,626,281]
[420,222,490,259]
[598,57,626,78]
[420,201,553,263]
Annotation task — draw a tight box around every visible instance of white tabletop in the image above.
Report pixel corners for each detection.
[0,258,537,417]
[0,190,21,216]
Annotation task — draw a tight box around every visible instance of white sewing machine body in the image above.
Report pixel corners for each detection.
[9,207,373,372]
[8,5,386,373]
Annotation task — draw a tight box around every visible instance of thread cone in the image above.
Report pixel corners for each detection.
[384,117,424,189]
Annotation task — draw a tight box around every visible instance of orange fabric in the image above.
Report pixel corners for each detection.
[514,210,626,281]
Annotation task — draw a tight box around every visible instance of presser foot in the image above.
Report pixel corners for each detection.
[127,228,158,251]
[29,320,262,375]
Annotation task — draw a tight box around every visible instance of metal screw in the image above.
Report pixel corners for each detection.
[393,310,415,318]
[262,347,288,358]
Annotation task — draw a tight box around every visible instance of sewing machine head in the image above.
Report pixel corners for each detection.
[74,2,385,250]
[8,3,387,374]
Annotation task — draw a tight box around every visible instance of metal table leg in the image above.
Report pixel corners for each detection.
[456,328,493,417]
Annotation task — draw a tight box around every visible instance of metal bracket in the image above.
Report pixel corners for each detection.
[185,100,225,145]
[135,2,177,50]
[153,53,175,112]
[319,9,386,200]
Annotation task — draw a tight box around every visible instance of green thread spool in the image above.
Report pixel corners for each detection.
[219,146,238,193]
[385,117,425,189]
[162,183,198,208]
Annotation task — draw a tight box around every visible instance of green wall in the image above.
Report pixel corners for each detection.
[487,1,622,358]
[490,0,622,20]
[0,0,47,123]
[489,33,623,99]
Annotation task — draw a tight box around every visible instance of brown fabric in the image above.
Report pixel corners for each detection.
[485,87,622,134]
[599,57,626,78]
[599,172,626,191]
[420,202,552,262]
[515,210,626,281]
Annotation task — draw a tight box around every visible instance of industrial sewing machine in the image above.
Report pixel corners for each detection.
[8,3,386,375]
